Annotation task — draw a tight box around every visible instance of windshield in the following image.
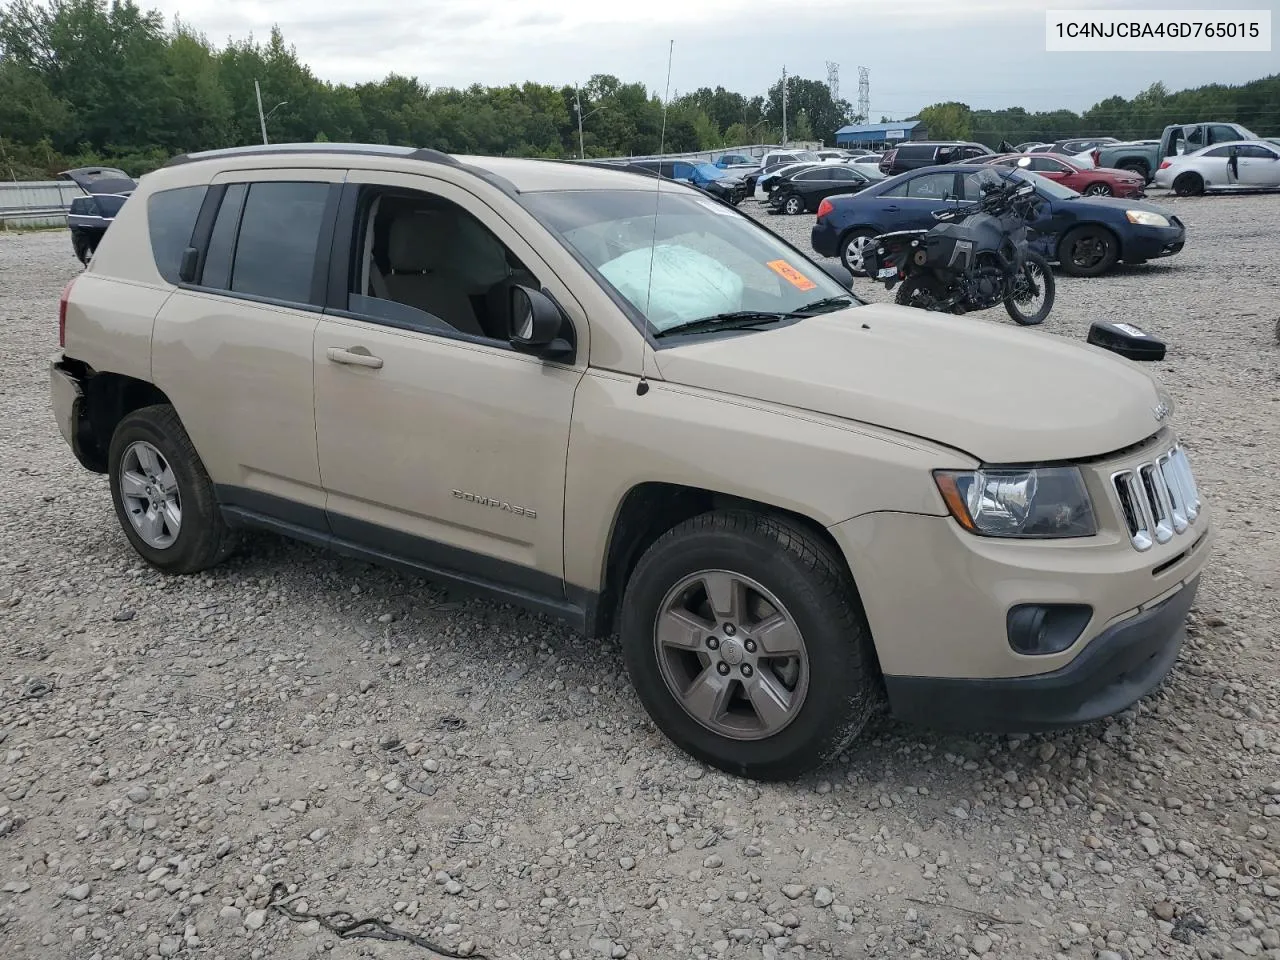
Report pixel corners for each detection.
[522,188,854,336]
[694,163,724,180]
[792,151,820,163]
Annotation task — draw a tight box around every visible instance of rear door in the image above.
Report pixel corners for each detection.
[150,168,344,520]
[878,170,964,230]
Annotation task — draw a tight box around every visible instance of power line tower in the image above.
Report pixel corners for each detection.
[857,66,870,122]
[825,61,839,103]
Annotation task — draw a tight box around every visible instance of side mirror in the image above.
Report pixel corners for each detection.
[510,285,573,360]
[1087,320,1167,361]
[821,262,855,289]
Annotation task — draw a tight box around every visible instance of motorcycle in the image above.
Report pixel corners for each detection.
[865,162,1055,326]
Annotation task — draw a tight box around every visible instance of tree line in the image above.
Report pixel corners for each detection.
[1,0,1276,181]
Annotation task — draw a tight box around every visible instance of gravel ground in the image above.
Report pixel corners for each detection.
[1,191,1278,960]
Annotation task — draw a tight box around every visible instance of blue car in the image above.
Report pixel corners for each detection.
[628,159,748,205]
[811,164,1186,278]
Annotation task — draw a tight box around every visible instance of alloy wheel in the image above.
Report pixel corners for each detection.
[118,440,182,549]
[654,570,809,741]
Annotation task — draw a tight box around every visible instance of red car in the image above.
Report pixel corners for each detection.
[974,153,1147,198]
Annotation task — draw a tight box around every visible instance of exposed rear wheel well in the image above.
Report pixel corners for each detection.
[590,482,861,639]
[78,371,173,472]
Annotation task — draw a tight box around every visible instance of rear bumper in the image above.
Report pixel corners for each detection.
[884,575,1200,732]
[49,356,105,472]
[810,220,842,257]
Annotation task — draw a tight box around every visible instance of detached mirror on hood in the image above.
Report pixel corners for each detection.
[1087,320,1167,362]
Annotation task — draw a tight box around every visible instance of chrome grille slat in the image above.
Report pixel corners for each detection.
[1111,444,1200,552]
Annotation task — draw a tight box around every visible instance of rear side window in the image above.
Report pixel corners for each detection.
[147,186,207,284]
[895,145,936,161]
[229,182,328,303]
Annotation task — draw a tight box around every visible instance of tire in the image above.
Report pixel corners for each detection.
[1083,182,1112,196]
[894,271,949,310]
[1119,161,1149,181]
[1172,172,1204,197]
[839,228,879,276]
[783,194,805,216]
[620,511,878,781]
[1004,252,1055,326]
[1058,224,1119,277]
[108,404,237,574]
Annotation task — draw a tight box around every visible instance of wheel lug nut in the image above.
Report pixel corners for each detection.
[744,640,757,653]
[723,624,736,636]
[706,637,719,650]
[741,664,754,678]
[716,662,731,676]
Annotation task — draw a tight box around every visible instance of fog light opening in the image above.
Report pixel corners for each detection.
[1006,604,1093,656]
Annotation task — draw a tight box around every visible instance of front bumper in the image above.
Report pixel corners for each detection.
[884,574,1200,732]
[1121,220,1185,261]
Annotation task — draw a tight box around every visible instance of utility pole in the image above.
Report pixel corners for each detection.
[781,66,788,145]
[255,80,269,145]
[573,83,605,160]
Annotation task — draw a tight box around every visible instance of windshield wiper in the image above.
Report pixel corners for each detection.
[784,295,854,316]
[652,311,788,338]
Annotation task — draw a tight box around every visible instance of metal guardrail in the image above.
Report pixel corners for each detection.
[0,180,82,228]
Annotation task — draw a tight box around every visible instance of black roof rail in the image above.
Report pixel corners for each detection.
[164,143,463,169]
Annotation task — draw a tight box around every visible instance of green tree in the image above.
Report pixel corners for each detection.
[916,101,973,141]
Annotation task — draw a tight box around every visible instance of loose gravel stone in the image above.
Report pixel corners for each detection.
[0,196,1277,959]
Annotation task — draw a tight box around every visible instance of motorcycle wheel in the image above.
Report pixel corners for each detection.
[1004,253,1054,326]
[894,273,950,312]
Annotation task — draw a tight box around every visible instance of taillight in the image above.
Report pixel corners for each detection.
[1158,160,1171,170]
[58,278,76,347]
[816,198,834,219]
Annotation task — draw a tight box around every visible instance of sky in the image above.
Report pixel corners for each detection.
[147,0,1280,116]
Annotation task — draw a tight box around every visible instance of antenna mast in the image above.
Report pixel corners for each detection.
[857,66,870,123]
[825,61,839,103]
[638,39,675,396]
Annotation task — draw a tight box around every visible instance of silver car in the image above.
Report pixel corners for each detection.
[1154,140,1280,196]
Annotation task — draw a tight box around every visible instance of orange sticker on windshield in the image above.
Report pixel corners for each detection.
[765,259,817,291]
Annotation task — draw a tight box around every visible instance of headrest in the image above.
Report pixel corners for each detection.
[388,210,456,273]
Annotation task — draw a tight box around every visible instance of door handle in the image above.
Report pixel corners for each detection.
[326,347,383,369]
[883,205,900,212]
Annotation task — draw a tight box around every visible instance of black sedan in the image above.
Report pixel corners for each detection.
[810,164,1185,277]
[767,164,884,215]
[59,166,137,265]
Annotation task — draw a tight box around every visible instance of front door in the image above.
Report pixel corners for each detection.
[311,171,586,597]
[1238,144,1280,187]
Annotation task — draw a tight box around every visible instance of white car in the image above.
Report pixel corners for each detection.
[1154,140,1280,195]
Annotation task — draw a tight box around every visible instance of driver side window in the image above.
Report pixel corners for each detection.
[345,187,540,344]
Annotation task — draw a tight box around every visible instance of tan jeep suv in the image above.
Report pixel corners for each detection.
[50,143,1213,780]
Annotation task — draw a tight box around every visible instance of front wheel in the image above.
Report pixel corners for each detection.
[1005,252,1055,326]
[1083,182,1112,196]
[620,511,878,781]
[782,194,805,216]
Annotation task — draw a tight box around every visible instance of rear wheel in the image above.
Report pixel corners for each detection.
[894,272,950,311]
[1004,253,1054,326]
[1059,225,1119,277]
[1173,172,1204,197]
[782,194,805,216]
[108,405,237,574]
[620,511,878,781]
[839,229,879,276]
[1083,182,1112,196]
[1119,161,1149,180]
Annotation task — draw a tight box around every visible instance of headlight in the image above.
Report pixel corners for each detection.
[934,467,1097,539]
[1125,210,1170,227]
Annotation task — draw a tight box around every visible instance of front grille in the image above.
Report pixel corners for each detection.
[1111,445,1201,551]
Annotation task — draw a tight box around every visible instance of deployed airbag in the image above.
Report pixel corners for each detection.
[598,243,744,331]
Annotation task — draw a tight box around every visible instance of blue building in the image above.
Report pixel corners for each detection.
[834,120,927,149]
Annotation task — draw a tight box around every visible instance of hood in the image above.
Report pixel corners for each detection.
[1075,195,1174,216]
[653,302,1165,463]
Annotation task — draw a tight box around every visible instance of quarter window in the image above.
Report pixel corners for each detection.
[147,185,207,284]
